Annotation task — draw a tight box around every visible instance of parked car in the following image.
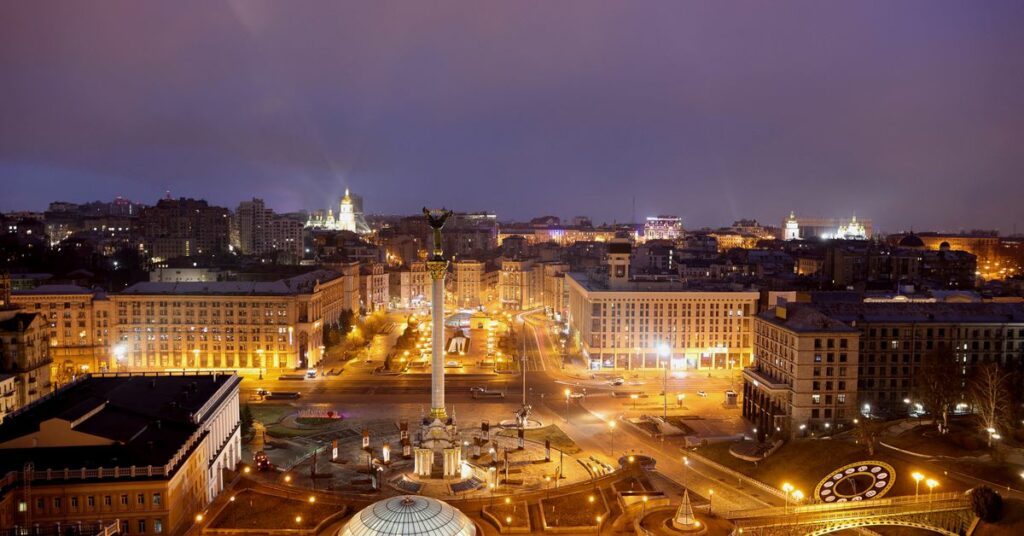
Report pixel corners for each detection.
[697,390,708,398]
[608,377,626,386]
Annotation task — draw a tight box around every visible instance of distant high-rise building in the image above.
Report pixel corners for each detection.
[234,198,302,260]
[139,198,230,261]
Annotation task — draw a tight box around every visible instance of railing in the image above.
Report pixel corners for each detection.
[732,495,969,529]
[727,491,964,519]
[97,520,120,536]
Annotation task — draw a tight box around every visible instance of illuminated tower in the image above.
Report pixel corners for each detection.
[784,211,800,240]
[339,189,356,232]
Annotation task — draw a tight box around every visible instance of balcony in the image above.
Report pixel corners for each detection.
[743,367,790,393]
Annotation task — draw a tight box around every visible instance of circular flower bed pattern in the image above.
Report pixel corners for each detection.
[814,460,895,503]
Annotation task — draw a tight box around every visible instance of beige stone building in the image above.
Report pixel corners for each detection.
[11,286,112,381]
[360,262,390,312]
[398,261,432,309]
[0,310,52,410]
[565,242,757,370]
[743,304,860,438]
[107,270,348,372]
[0,372,240,535]
[452,260,484,309]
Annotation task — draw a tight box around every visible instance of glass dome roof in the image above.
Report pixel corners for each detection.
[339,495,476,536]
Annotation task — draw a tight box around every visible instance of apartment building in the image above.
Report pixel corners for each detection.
[0,372,241,535]
[10,286,113,380]
[452,260,484,309]
[360,262,390,312]
[810,302,1024,416]
[0,310,52,410]
[744,304,860,438]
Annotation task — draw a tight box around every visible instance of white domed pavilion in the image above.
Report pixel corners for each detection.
[338,495,476,536]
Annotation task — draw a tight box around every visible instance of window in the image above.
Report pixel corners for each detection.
[138,520,146,533]
[837,394,846,403]
[121,494,129,506]
[152,493,162,506]
[71,497,78,510]
[17,501,26,512]
[104,495,112,506]
[138,493,145,506]
[53,497,61,510]
[811,394,820,404]
[154,520,163,534]
[88,496,95,508]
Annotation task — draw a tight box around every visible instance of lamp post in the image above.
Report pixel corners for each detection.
[683,456,690,489]
[926,479,938,503]
[912,472,924,498]
[707,489,714,516]
[782,482,794,513]
[658,343,670,421]
[608,421,616,456]
[564,389,571,423]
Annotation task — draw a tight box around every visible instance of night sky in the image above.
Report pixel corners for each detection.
[2,1,1023,232]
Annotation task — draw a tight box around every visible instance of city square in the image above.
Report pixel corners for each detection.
[3,2,1024,535]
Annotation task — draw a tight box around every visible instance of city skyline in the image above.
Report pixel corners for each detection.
[3,2,1024,231]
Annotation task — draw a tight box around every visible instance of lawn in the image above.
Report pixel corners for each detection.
[250,404,295,426]
[884,422,990,458]
[539,490,608,528]
[695,438,965,498]
[209,490,343,529]
[497,425,581,455]
[482,500,530,529]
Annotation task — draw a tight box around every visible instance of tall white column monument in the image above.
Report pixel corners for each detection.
[423,207,453,420]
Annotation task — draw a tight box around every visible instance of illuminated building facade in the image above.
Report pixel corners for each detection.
[10,286,112,382]
[305,189,371,234]
[452,260,484,309]
[107,271,348,372]
[780,214,874,240]
[565,243,756,370]
[643,216,683,241]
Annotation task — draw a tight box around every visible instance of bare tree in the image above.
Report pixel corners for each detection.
[971,362,1010,447]
[856,417,887,456]
[913,344,962,434]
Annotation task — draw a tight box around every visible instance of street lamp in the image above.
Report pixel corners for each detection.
[708,489,714,515]
[683,456,690,488]
[912,472,924,498]
[608,421,616,456]
[782,482,794,513]
[792,490,804,504]
[926,478,938,502]
[564,388,572,423]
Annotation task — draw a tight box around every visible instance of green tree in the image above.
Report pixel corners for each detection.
[240,404,254,438]
[970,486,1003,522]
[856,417,887,456]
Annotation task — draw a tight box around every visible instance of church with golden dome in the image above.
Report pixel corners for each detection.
[306,188,371,234]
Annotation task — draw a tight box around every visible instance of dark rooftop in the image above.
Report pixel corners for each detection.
[758,305,859,334]
[120,269,341,296]
[0,373,239,474]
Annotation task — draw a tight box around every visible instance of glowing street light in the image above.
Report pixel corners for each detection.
[926,478,939,503]
[912,472,924,497]
[782,482,794,512]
